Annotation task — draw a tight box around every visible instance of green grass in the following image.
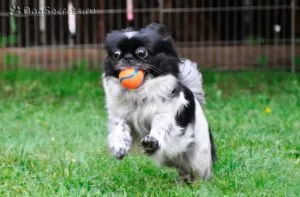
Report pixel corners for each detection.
[0,69,300,196]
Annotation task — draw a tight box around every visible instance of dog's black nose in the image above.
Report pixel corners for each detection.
[124,53,133,61]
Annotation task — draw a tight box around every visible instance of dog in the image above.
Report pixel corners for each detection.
[102,23,216,182]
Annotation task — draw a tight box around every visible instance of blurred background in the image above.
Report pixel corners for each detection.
[0,0,299,71]
[1,2,300,195]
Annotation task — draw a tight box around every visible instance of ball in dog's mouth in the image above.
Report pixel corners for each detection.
[118,67,145,89]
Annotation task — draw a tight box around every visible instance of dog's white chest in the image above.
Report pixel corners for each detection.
[104,75,180,136]
[114,91,171,136]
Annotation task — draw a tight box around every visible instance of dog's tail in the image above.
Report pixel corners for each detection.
[179,59,205,104]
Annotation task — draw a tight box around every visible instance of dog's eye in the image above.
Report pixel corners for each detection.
[112,50,121,60]
[135,48,148,59]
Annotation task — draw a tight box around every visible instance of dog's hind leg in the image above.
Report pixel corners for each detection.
[185,144,213,180]
[177,169,195,184]
[175,155,195,184]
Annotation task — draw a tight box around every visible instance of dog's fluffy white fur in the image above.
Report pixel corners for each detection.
[103,59,214,180]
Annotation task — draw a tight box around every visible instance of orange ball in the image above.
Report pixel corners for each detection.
[119,68,144,89]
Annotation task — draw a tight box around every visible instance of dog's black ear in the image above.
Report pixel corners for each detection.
[144,23,169,37]
[103,30,125,53]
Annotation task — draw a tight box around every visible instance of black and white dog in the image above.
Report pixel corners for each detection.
[103,23,216,181]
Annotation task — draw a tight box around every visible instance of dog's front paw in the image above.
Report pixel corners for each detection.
[108,131,131,160]
[141,135,160,154]
[110,147,129,160]
[112,148,129,160]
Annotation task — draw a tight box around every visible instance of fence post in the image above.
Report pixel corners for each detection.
[158,0,164,24]
[40,0,46,45]
[291,0,296,73]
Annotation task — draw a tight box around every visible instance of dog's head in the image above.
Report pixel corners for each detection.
[103,23,181,78]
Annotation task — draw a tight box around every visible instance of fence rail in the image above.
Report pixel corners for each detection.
[0,0,299,71]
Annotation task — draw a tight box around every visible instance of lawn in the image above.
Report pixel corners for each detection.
[0,69,299,196]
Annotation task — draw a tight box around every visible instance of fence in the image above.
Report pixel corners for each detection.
[0,0,299,71]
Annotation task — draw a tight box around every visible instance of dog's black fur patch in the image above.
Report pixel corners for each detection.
[175,83,196,129]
